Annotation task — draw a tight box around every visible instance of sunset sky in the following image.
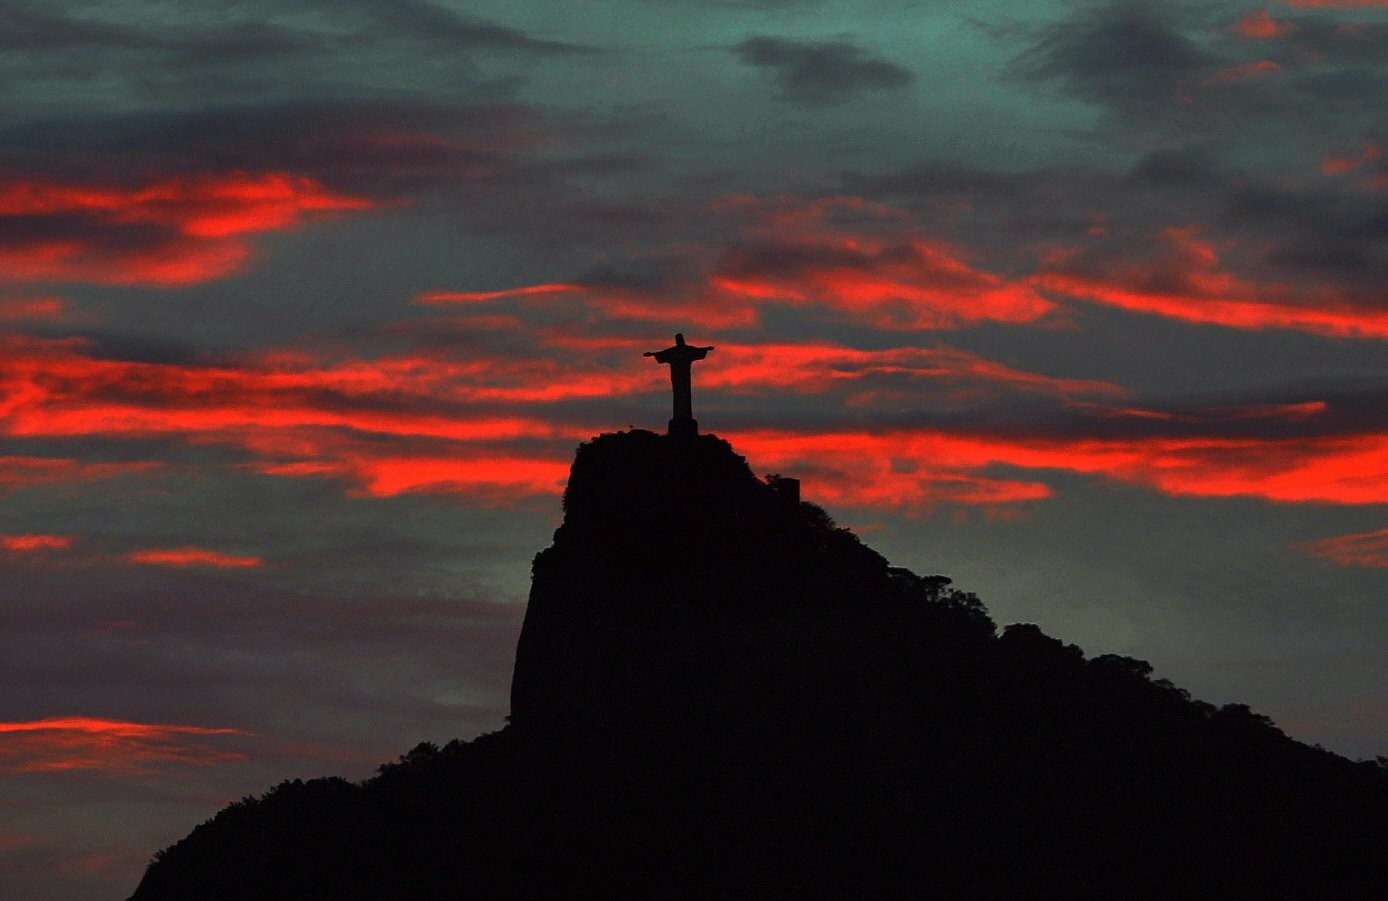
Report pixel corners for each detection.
[2,1,1385,898]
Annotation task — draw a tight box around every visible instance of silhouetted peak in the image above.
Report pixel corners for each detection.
[129,430,1388,901]
[559,429,761,533]
[536,429,889,613]
[509,429,918,732]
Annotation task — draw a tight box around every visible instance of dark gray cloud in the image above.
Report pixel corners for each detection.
[0,99,660,262]
[0,0,589,119]
[1010,1,1387,152]
[0,6,318,62]
[0,100,539,189]
[732,36,912,104]
[842,136,1388,303]
[0,1,586,57]
[346,0,592,55]
[1123,145,1226,191]
[1014,2,1209,108]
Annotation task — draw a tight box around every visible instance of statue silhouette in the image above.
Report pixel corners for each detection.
[645,333,714,438]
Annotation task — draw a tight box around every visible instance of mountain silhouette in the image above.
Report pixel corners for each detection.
[130,430,1388,900]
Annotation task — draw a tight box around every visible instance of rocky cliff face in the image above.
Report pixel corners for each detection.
[510,429,899,734]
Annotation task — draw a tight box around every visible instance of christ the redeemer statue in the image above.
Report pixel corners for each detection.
[645,333,714,438]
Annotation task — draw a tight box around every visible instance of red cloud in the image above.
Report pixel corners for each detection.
[0,717,252,775]
[1,333,586,500]
[124,547,263,568]
[4,326,1380,510]
[0,297,69,322]
[1297,528,1388,568]
[421,195,1053,332]
[710,237,1054,330]
[1232,10,1297,38]
[1,534,73,553]
[539,334,1122,401]
[729,428,1388,511]
[696,341,1123,400]
[0,172,373,287]
[1204,60,1284,85]
[344,455,572,498]
[424,246,1053,335]
[0,335,566,440]
[0,832,36,852]
[3,328,1121,486]
[0,455,160,490]
[417,283,586,304]
[1037,229,1388,339]
[769,197,1045,329]
[1088,400,1328,424]
[1321,142,1382,176]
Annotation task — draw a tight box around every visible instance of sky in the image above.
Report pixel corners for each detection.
[0,0,1384,897]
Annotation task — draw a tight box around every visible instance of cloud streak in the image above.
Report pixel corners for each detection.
[1297,527,1388,568]
[0,172,374,286]
[0,717,253,775]
[1,534,73,553]
[730,426,1388,510]
[1038,228,1388,339]
[732,36,912,105]
[0,455,159,491]
[123,547,263,569]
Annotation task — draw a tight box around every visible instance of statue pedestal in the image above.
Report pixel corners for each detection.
[668,418,699,439]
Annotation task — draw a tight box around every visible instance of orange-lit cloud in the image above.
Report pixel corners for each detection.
[1087,400,1328,424]
[0,297,69,322]
[417,283,586,304]
[3,323,1381,510]
[1,533,74,553]
[541,333,1122,401]
[0,333,593,501]
[0,717,252,775]
[710,236,1054,330]
[696,341,1123,400]
[1297,528,1388,568]
[3,328,1121,463]
[343,455,572,498]
[1232,10,1297,39]
[0,455,159,490]
[1037,229,1388,339]
[0,832,36,852]
[728,427,1388,510]
[0,335,567,439]
[0,236,251,286]
[1321,142,1381,176]
[1204,60,1284,85]
[421,195,1054,332]
[422,239,1055,331]
[0,172,373,287]
[124,547,263,568]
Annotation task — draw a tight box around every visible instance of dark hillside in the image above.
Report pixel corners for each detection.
[131,431,1388,900]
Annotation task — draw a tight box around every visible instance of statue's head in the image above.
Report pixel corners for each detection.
[675,333,686,345]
